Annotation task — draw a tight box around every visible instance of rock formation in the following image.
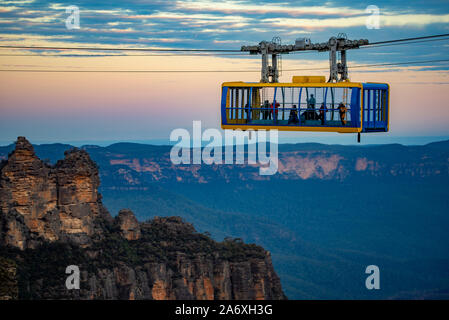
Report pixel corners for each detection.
[115,209,141,241]
[0,137,110,249]
[0,137,286,300]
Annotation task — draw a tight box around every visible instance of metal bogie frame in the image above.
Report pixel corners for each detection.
[241,34,369,83]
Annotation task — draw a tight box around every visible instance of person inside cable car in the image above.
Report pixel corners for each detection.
[319,103,326,125]
[272,102,280,120]
[263,100,271,120]
[308,94,316,108]
[338,102,347,125]
[288,105,299,125]
[300,108,315,121]
[306,94,318,120]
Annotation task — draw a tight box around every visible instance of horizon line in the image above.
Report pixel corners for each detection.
[1,136,449,149]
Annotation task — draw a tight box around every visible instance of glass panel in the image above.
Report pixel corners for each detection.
[226,86,358,128]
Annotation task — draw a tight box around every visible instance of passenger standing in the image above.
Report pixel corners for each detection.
[319,103,326,125]
[273,102,280,120]
[263,100,271,120]
[288,105,299,124]
[307,94,316,120]
[338,102,347,125]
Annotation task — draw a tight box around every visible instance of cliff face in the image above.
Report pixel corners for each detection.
[0,137,110,249]
[62,217,284,300]
[74,143,449,187]
[0,137,286,300]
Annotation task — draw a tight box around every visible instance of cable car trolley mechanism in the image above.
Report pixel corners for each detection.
[220,34,390,142]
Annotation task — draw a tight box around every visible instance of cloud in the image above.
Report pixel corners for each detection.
[0,0,448,71]
[262,14,449,30]
[0,6,20,12]
[17,15,60,23]
[175,0,365,17]
[1,0,34,4]
[127,11,252,25]
[213,39,242,44]
[0,33,74,41]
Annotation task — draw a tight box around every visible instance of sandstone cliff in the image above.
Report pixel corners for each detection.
[0,137,286,300]
[0,137,111,249]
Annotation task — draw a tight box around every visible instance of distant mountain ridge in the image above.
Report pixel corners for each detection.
[1,139,449,299]
[1,139,449,185]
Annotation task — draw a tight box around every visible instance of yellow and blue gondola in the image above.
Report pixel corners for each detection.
[221,76,389,134]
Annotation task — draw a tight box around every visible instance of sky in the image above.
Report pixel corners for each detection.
[1,0,449,146]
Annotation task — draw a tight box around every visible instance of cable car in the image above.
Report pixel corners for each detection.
[222,36,390,141]
[221,76,389,135]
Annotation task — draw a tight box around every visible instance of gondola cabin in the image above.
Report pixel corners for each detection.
[221,76,389,134]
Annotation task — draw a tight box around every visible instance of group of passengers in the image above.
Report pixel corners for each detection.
[255,95,347,126]
[261,100,280,120]
[287,94,347,126]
